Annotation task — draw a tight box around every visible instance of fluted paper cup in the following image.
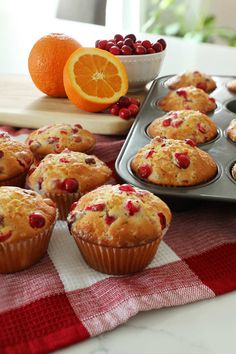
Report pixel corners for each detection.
[45,192,80,220]
[73,236,162,275]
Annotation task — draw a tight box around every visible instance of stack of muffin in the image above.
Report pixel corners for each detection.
[0,123,172,275]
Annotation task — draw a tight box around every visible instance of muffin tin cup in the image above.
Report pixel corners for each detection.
[45,192,81,220]
[73,236,162,275]
[0,171,27,188]
[115,75,236,204]
[0,223,55,273]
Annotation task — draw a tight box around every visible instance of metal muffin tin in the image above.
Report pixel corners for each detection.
[115,75,236,203]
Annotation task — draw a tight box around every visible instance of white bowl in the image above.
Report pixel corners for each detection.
[118,50,166,92]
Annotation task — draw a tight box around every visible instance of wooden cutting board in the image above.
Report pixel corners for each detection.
[0,75,146,135]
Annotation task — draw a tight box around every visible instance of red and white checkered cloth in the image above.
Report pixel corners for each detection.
[1,126,236,354]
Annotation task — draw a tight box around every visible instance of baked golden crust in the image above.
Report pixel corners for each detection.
[148,110,217,144]
[226,119,236,142]
[27,150,112,195]
[159,86,216,113]
[0,132,33,181]
[68,184,172,247]
[26,124,96,159]
[227,78,236,93]
[131,137,217,187]
[0,186,56,243]
[166,71,216,92]
[232,163,236,180]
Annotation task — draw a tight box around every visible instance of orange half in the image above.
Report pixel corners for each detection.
[63,47,128,112]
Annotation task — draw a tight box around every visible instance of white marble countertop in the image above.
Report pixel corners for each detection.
[1,16,236,354]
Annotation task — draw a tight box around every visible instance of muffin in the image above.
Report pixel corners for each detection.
[158,86,216,113]
[131,136,217,187]
[27,150,112,220]
[166,71,216,92]
[0,131,33,187]
[0,186,56,273]
[227,78,236,93]
[67,184,171,275]
[232,163,236,180]
[226,119,236,142]
[26,123,96,160]
[148,110,217,144]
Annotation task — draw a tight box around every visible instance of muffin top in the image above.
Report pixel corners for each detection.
[131,136,217,187]
[159,86,216,113]
[227,78,236,93]
[67,184,171,247]
[148,110,217,144]
[26,123,96,159]
[166,71,216,92]
[0,186,56,243]
[27,150,112,195]
[232,163,236,180]
[226,119,236,142]
[0,132,33,181]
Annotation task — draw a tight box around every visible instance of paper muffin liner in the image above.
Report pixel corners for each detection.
[73,236,162,275]
[0,223,55,273]
[45,192,81,220]
[0,171,27,188]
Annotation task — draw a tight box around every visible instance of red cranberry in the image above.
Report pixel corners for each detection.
[0,231,12,242]
[119,108,131,120]
[185,138,196,147]
[135,45,147,55]
[137,164,152,178]
[109,104,120,116]
[59,157,70,163]
[48,136,59,144]
[197,122,206,133]
[38,177,43,190]
[146,149,155,158]
[54,179,65,190]
[0,151,4,158]
[114,34,123,42]
[162,118,172,127]
[121,45,133,55]
[152,42,162,52]
[158,212,166,230]
[85,203,106,211]
[74,136,82,143]
[106,41,115,51]
[118,96,131,107]
[130,97,141,106]
[171,119,183,128]
[124,38,134,47]
[125,200,140,216]
[74,124,82,129]
[104,214,116,225]
[63,178,78,193]
[119,184,135,192]
[85,157,96,165]
[142,40,152,49]
[196,82,207,91]
[60,130,68,135]
[109,46,121,55]
[29,213,46,228]
[125,34,136,42]
[117,40,124,48]
[158,38,166,49]
[128,103,139,117]
[97,40,107,49]
[209,97,215,103]
[95,40,100,48]
[168,111,179,119]
[147,48,156,54]
[174,152,190,169]
[69,202,77,212]
[176,89,188,99]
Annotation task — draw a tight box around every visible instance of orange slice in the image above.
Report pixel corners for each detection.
[63,47,128,112]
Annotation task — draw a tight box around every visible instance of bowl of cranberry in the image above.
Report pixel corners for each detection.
[96,33,166,92]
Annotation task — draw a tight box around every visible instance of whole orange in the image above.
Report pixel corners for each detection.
[28,33,81,97]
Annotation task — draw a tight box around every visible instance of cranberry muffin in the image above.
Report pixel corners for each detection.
[148,110,217,144]
[166,71,216,92]
[227,78,236,93]
[226,119,236,142]
[0,186,56,273]
[0,131,33,187]
[26,123,96,160]
[27,150,112,219]
[131,136,217,187]
[67,184,171,275]
[159,86,216,113]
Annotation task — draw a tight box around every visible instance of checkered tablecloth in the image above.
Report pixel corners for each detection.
[1,126,236,354]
